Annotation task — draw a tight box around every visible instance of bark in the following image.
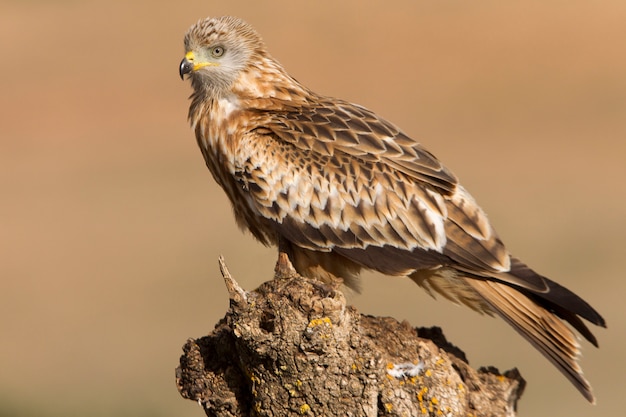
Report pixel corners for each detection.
[176,255,525,416]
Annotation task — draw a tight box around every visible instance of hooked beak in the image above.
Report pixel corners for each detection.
[179,56,193,80]
[179,51,218,80]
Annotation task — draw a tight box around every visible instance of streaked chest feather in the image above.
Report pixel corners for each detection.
[194,94,242,160]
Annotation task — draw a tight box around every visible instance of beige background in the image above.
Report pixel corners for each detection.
[1,1,625,416]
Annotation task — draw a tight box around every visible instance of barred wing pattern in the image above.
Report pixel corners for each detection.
[238,96,511,274]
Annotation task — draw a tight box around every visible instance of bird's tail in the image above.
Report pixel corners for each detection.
[463,259,605,403]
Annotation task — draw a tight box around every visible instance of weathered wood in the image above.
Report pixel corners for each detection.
[176,257,525,416]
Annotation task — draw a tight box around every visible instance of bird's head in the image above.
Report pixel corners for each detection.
[179,16,265,96]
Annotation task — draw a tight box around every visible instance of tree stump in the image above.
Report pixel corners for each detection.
[176,256,525,416]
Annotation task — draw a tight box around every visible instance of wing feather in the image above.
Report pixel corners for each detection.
[268,96,458,195]
[236,131,451,254]
[235,97,511,277]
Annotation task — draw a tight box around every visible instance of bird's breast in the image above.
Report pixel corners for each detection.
[190,95,279,244]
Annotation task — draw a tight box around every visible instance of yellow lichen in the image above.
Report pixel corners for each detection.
[299,403,311,414]
[417,386,428,403]
[384,403,393,412]
[307,317,332,328]
[424,369,432,377]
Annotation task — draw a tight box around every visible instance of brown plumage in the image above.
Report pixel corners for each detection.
[179,16,605,402]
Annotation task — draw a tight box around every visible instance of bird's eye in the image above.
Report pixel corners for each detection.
[211,46,225,58]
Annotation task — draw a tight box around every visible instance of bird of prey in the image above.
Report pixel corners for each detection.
[179,16,605,402]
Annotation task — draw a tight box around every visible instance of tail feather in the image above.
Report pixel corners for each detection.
[507,258,606,328]
[548,305,600,347]
[466,278,596,403]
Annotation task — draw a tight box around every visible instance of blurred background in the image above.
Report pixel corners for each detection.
[1,0,625,416]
